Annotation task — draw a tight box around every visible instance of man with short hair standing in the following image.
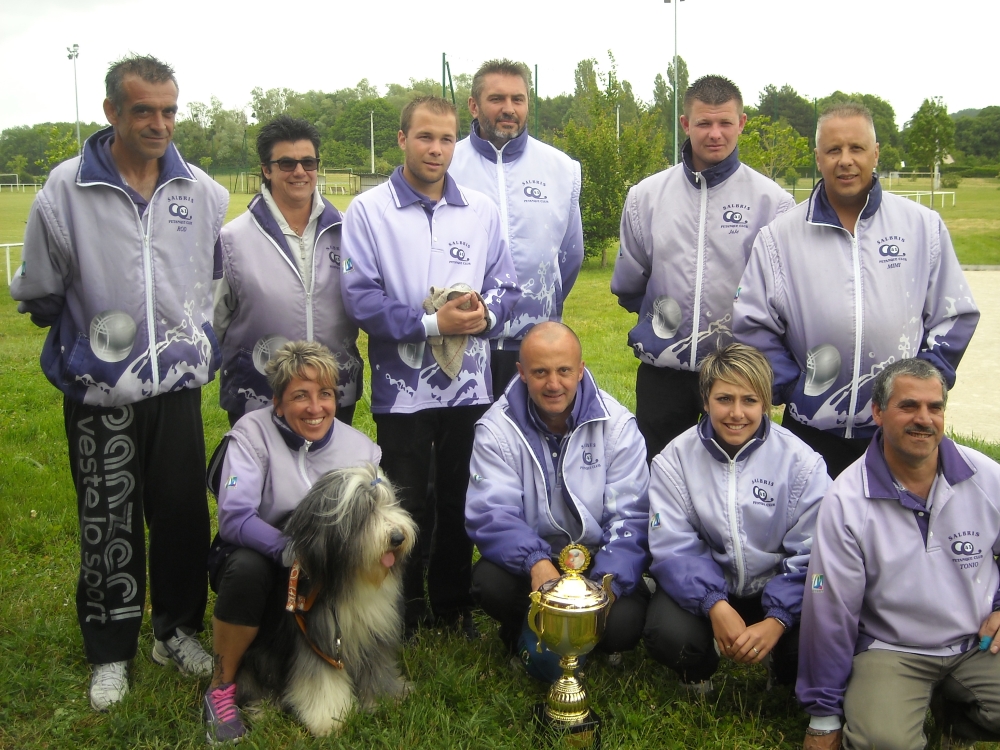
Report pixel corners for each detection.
[340,96,519,637]
[734,103,979,478]
[466,322,650,677]
[798,358,1000,749]
[612,75,795,462]
[450,59,583,396]
[10,55,228,710]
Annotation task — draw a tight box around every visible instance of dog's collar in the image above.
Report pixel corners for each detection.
[285,559,344,670]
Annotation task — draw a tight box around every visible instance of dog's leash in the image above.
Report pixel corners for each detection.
[285,559,344,670]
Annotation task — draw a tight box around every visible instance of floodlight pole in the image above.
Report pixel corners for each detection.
[665,0,684,165]
[67,44,81,156]
[370,111,375,174]
[534,64,539,138]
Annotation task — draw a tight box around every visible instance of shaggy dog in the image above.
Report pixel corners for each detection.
[236,463,417,736]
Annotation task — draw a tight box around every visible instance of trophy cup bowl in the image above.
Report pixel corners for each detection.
[528,544,613,746]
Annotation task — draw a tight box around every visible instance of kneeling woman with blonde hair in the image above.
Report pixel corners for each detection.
[643,343,830,691]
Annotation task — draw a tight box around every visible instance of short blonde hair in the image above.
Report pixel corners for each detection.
[699,344,773,412]
[265,341,339,402]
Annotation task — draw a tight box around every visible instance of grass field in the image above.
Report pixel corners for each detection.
[2,176,999,748]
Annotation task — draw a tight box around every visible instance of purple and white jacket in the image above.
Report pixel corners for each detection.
[450,121,583,349]
[611,141,794,371]
[217,406,381,560]
[734,178,979,439]
[797,434,1000,719]
[465,370,650,598]
[10,127,228,406]
[340,167,520,414]
[649,417,829,624]
[216,193,362,418]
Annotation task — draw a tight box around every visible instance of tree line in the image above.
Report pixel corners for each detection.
[2,54,998,259]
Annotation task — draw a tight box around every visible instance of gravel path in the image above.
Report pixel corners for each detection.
[946,270,999,443]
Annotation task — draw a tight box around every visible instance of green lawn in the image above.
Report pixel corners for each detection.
[2,178,999,748]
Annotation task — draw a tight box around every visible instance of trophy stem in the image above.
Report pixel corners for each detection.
[544,655,590,724]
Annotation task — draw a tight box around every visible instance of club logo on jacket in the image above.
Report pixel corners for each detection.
[751,479,775,506]
[948,530,983,570]
[449,240,472,265]
[168,197,194,231]
[342,257,354,273]
[522,180,548,203]
[328,245,341,269]
[877,235,908,269]
[721,203,750,234]
[581,443,601,470]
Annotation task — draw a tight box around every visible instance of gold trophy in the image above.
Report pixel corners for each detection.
[527,544,613,747]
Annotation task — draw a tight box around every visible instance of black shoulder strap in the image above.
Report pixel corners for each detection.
[206,435,232,499]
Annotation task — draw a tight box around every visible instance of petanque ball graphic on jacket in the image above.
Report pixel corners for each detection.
[89,310,137,362]
[651,295,682,339]
[804,343,841,397]
[253,335,290,375]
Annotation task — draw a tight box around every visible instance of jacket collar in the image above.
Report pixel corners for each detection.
[76,126,196,188]
[248,188,342,262]
[467,119,529,164]
[862,428,976,501]
[388,165,466,209]
[681,138,742,189]
[806,174,883,228]
[697,416,770,463]
[502,367,610,437]
[271,408,335,452]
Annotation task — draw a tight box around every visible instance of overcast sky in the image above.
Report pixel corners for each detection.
[2,0,995,135]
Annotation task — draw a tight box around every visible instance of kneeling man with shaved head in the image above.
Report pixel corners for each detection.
[465,322,651,680]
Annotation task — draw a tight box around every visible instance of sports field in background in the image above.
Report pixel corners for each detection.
[2,177,999,748]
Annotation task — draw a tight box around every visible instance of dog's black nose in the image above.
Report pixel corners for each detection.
[389,530,405,548]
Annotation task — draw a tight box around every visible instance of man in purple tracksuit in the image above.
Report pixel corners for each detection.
[9,55,227,710]
[798,358,1000,749]
[465,322,649,675]
[612,75,795,462]
[450,59,584,397]
[340,96,519,637]
[734,103,979,478]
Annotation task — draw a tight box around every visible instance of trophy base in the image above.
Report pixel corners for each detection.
[533,703,602,748]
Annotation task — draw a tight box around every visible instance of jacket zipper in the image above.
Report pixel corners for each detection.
[493,145,512,344]
[297,440,312,485]
[689,172,709,370]
[845,233,863,439]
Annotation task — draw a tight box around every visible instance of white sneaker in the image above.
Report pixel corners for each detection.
[90,661,129,711]
[681,678,714,696]
[151,627,213,677]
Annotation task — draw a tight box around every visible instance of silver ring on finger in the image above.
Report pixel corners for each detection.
[753,647,760,655]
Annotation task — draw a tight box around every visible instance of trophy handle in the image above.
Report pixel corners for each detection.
[528,590,544,652]
[601,573,614,603]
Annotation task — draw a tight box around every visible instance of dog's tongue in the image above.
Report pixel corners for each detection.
[380,552,395,568]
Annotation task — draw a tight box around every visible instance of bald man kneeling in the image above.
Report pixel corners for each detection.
[465,322,652,680]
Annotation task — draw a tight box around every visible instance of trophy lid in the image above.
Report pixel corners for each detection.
[535,545,610,612]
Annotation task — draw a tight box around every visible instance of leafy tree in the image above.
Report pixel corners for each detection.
[651,56,689,163]
[35,127,79,175]
[536,94,573,139]
[330,99,400,164]
[905,97,955,171]
[0,122,102,178]
[557,56,666,265]
[738,116,810,180]
[756,84,815,139]
[250,87,295,123]
[954,106,1000,161]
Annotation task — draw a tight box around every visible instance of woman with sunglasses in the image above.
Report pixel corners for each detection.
[643,343,831,693]
[214,115,363,427]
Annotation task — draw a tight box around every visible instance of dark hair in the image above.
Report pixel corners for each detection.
[105,55,177,114]
[399,96,458,136]
[870,359,948,412]
[471,59,532,103]
[683,75,743,115]
[256,116,321,189]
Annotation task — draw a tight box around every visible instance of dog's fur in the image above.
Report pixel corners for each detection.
[236,463,417,736]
